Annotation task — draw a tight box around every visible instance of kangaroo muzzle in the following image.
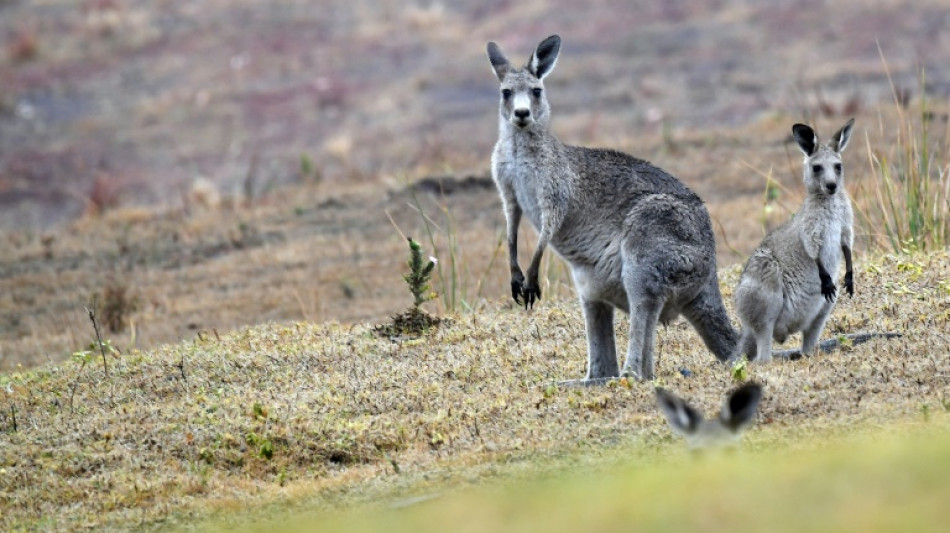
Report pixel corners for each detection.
[512,93,532,127]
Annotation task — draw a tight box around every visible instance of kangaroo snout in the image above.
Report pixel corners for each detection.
[513,108,531,126]
[825,182,837,194]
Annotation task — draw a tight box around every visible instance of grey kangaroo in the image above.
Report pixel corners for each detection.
[656,383,763,449]
[733,119,856,363]
[487,35,738,382]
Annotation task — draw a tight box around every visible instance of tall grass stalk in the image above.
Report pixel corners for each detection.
[855,64,950,254]
[405,182,502,314]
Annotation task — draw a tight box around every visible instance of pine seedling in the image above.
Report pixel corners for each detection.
[404,237,437,308]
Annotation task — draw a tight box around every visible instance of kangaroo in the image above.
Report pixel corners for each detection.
[487,35,738,382]
[656,383,763,449]
[733,119,856,363]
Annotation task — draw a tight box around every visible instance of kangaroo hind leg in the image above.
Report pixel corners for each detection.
[801,301,834,355]
[621,282,666,382]
[581,298,619,379]
[734,281,782,363]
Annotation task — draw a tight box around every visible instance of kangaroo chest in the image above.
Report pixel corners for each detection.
[804,200,846,275]
[493,142,550,231]
[818,219,843,273]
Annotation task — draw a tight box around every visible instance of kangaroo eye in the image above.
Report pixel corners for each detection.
[501,89,512,100]
[812,165,823,175]
[532,88,543,98]
[834,163,842,174]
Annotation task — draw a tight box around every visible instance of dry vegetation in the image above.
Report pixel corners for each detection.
[2,249,949,530]
[2,98,947,371]
[1,0,949,369]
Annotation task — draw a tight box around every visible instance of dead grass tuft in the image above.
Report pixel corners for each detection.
[97,274,139,334]
[374,306,446,337]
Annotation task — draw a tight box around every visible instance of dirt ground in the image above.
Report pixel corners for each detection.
[1,0,949,368]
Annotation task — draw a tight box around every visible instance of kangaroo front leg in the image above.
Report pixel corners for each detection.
[522,244,544,309]
[842,244,854,297]
[503,201,528,305]
[816,257,837,302]
[521,218,554,309]
[621,291,665,381]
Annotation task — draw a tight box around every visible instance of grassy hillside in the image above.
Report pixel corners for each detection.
[2,249,949,530]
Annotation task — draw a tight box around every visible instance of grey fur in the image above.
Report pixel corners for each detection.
[487,35,738,381]
[656,383,762,449]
[733,119,856,363]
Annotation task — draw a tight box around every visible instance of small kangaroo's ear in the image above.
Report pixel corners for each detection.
[487,41,511,81]
[527,34,561,80]
[831,118,855,153]
[719,382,763,433]
[792,123,818,156]
[656,387,703,436]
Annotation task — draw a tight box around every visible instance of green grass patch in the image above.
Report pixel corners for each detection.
[263,422,950,533]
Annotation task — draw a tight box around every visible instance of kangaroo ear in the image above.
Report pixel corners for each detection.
[719,382,762,433]
[656,387,703,436]
[831,118,855,153]
[792,124,818,156]
[487,41,511,81]
[527,34,561,80]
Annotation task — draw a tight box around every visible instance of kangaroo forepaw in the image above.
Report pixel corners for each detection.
[511,280,524,305]
[510,271,526,306]
[844,272,854,297]
[522,281,541,309]
[820,277,837,302]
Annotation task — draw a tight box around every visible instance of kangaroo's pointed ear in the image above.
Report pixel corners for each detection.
[656,387,703,436]
[792,123,818,156]
[831,118,855,153]
[527,34,560,80]
[487,41,511,81]
[719,382,762,433]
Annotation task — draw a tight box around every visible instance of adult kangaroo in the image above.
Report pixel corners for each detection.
[487,35,737,382]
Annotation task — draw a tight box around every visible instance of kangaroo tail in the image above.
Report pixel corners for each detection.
[774,332,903,360]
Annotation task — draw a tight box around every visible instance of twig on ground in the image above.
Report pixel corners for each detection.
[85,301,109,377]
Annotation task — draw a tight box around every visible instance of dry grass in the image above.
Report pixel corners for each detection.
[0,180,511,370]
[0,108,916,372]
[854,72,950,253]
[2,0,948,371]
[1,250,949,530]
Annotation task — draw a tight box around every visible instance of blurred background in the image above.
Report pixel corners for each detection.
[1,0,948,368]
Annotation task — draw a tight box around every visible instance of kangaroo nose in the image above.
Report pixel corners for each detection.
[826,182,837,194]
[514,108,530,120]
